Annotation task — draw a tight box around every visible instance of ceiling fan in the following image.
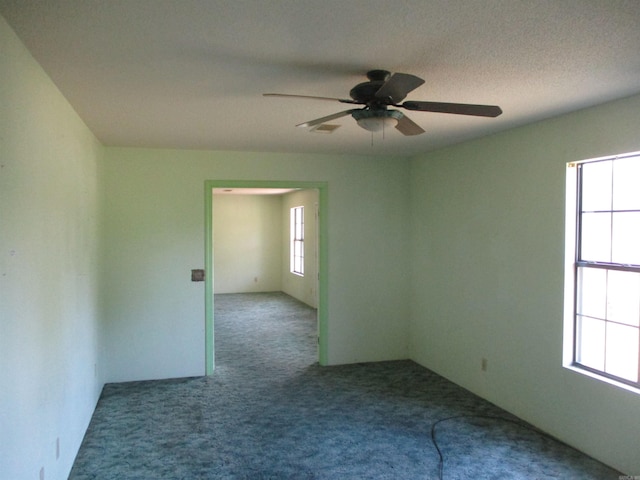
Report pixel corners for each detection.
[264,69,502,136]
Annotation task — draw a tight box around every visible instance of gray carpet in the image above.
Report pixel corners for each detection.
[69,292,622,479]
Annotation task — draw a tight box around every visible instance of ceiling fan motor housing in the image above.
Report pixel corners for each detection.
[349,70,393,106]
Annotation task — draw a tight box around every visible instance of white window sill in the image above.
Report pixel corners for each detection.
[564,364,640,396]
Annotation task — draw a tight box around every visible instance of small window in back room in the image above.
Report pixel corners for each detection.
[290,206,304,276]
[565,152,640,390]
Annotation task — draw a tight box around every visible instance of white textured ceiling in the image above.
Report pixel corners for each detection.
[212,188,299,196]
[2,0,640,157]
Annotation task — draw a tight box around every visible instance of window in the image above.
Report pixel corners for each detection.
[290,206,304,276]
[568,153,640,389]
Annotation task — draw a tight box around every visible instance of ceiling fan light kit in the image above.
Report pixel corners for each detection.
[352,109,402,132]
[264,69,502,137]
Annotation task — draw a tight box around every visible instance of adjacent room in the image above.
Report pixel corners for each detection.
[211,187,321,362]
[2,1,640,479]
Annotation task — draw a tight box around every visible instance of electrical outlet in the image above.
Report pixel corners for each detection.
[40,467,44,480]
[481,358,488,372]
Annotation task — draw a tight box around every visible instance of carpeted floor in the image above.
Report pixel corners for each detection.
[69,292,622,479]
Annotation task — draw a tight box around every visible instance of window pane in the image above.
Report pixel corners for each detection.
[580,212,611,262]
[611,212,640,265]
[576,315,605,370]
[290,206,304,275]
[577,267,606,319]
[605,322,639,382]
[581,161,612,212]
[572,155,640,387]
[613,157,640,211]
[607,270,640,326]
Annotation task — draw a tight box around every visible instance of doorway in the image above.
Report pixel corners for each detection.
[204,180,328,374]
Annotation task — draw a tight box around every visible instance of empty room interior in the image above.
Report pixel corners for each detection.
[2,1,640,479]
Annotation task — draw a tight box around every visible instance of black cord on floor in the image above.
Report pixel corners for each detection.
[430,414,548,480]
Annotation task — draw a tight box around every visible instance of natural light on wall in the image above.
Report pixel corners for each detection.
[564,152,640,390]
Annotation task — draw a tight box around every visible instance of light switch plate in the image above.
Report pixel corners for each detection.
[191,269,205,282]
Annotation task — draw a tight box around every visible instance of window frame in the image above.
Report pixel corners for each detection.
[566,152,640,391]
[290,205,304,276]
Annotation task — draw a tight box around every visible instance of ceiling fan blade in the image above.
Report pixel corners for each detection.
[395,114,425,136]
[264,93,357,104]
[296,109,358,128]
[374,73,425,103]
[402,101,503,117]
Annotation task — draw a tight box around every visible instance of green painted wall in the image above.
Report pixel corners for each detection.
[213,194,284,293]
[0,16,103,480]
[409,93,640,474]
[101,148,412,381]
